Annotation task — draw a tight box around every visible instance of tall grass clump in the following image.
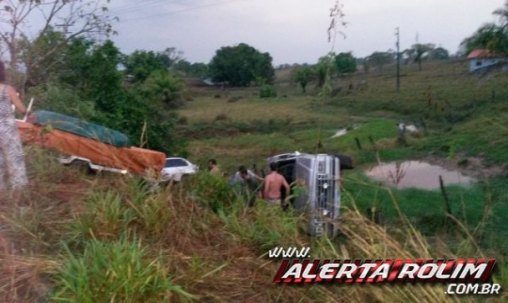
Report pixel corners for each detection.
[69,179,173,245]
[306,207,482,303]
[303,181,504,303]
[69,191,133,243]
[51,238,193,303]
[120,179,172,238]
[188,172,237,213]
[24,146,80,184]
[259,84,277,98]
[220,201,307,252]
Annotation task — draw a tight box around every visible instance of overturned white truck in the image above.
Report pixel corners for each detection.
[268,152,353,237]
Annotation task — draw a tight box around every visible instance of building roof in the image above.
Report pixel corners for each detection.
[467,49,496,59]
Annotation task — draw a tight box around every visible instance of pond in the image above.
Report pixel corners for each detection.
[365,161,476,190]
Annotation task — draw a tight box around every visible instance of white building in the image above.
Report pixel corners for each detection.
[467,49,504,73]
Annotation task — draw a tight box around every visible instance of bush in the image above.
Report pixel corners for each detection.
[27,82,96,119]
[52,239,193,303]
[214,113,229,121]
[189,172,238,213]
[221,202,303,252]
[227,96,243,103]
[68,181,172,244]
[259,85,277,98]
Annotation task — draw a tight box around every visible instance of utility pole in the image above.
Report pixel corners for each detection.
[395,27,400,93]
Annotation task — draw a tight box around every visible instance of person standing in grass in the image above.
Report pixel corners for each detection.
[263,162,290,208]
[207,158,221,176]
[0,61,28,191]
[230,165,263,206]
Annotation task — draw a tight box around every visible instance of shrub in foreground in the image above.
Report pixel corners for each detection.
[51,239,193,303]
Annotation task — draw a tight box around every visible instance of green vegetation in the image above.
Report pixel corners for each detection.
[27,38,187,154]
[2,150,503,302]
[1,2,508,302]
[461,1,508,55]
[259,84,278,98]
[334,52,357,74]
[293,66,315,93]
[208,43,275,86]
[52,239,192,303]
[173,58,508,302]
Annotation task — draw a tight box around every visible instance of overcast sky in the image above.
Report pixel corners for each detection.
[108,0,505,65]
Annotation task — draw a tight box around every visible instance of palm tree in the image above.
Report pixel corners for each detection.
[493,0,508,29]
[412,44,434,71]
[460,1,508,56]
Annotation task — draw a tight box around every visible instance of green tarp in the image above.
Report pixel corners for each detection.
[30,110,131,147]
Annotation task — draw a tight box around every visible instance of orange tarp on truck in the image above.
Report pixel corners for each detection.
[16,121,165,175]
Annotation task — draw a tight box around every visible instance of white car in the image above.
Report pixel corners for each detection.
[161,157,198,182]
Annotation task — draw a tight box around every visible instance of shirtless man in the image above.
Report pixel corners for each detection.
[207,158,221,176]
[263,163,290,207]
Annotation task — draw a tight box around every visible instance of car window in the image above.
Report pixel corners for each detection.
[165,158,188,167]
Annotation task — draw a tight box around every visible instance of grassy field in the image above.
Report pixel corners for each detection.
[1,60,507,302]
[176,59,508,297]
[2,150,504,302]
[179,60,508,166]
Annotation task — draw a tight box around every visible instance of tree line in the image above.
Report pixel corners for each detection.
[0,1,274,154]
[1,0,506,153]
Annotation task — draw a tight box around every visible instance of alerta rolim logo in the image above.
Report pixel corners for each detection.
[272,258,501,295]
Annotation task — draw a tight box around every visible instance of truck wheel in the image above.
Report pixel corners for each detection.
[70,160,94,175]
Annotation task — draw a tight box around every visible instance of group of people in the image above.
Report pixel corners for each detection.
[207,158,290,209]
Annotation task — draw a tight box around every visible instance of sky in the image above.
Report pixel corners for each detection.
[108,0,505,65]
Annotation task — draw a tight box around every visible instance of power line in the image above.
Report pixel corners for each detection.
[119,0,243,22]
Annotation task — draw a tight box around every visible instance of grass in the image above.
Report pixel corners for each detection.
[175,59,508,301]
[421,112,508,163]
[178,94,347,125]
[342,172,508,254]
[1,59,507,302]
[1,149,506,302]
[52,238,193,303]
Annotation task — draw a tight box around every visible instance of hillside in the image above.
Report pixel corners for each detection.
[1,60,507,302]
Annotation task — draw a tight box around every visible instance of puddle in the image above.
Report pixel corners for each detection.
[366,161,476,190]
[331,128,347,138]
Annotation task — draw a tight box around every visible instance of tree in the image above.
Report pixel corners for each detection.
[123,50,170,83]
[0,0,115,92]
[429,47,449,60]
[87,41,124,116]
[314,55,334,88]
[293,66,314,93]
[173,61,208,78]
[460,1,508,56]
[18,27,67,86]
[367,52,393,71]
[172,60,191,74]
[140,70,183,107]
[493,0,508,28]
[57,38,97,91]
[460,23,508,55]
[209,43,274,86]
[189,63,209,78]
[157,47,184,68]
[334,52,356,74]
[411,43,435,71]
[24,36,186,154]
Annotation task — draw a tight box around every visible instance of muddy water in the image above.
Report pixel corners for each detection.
[366,161,476,190]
